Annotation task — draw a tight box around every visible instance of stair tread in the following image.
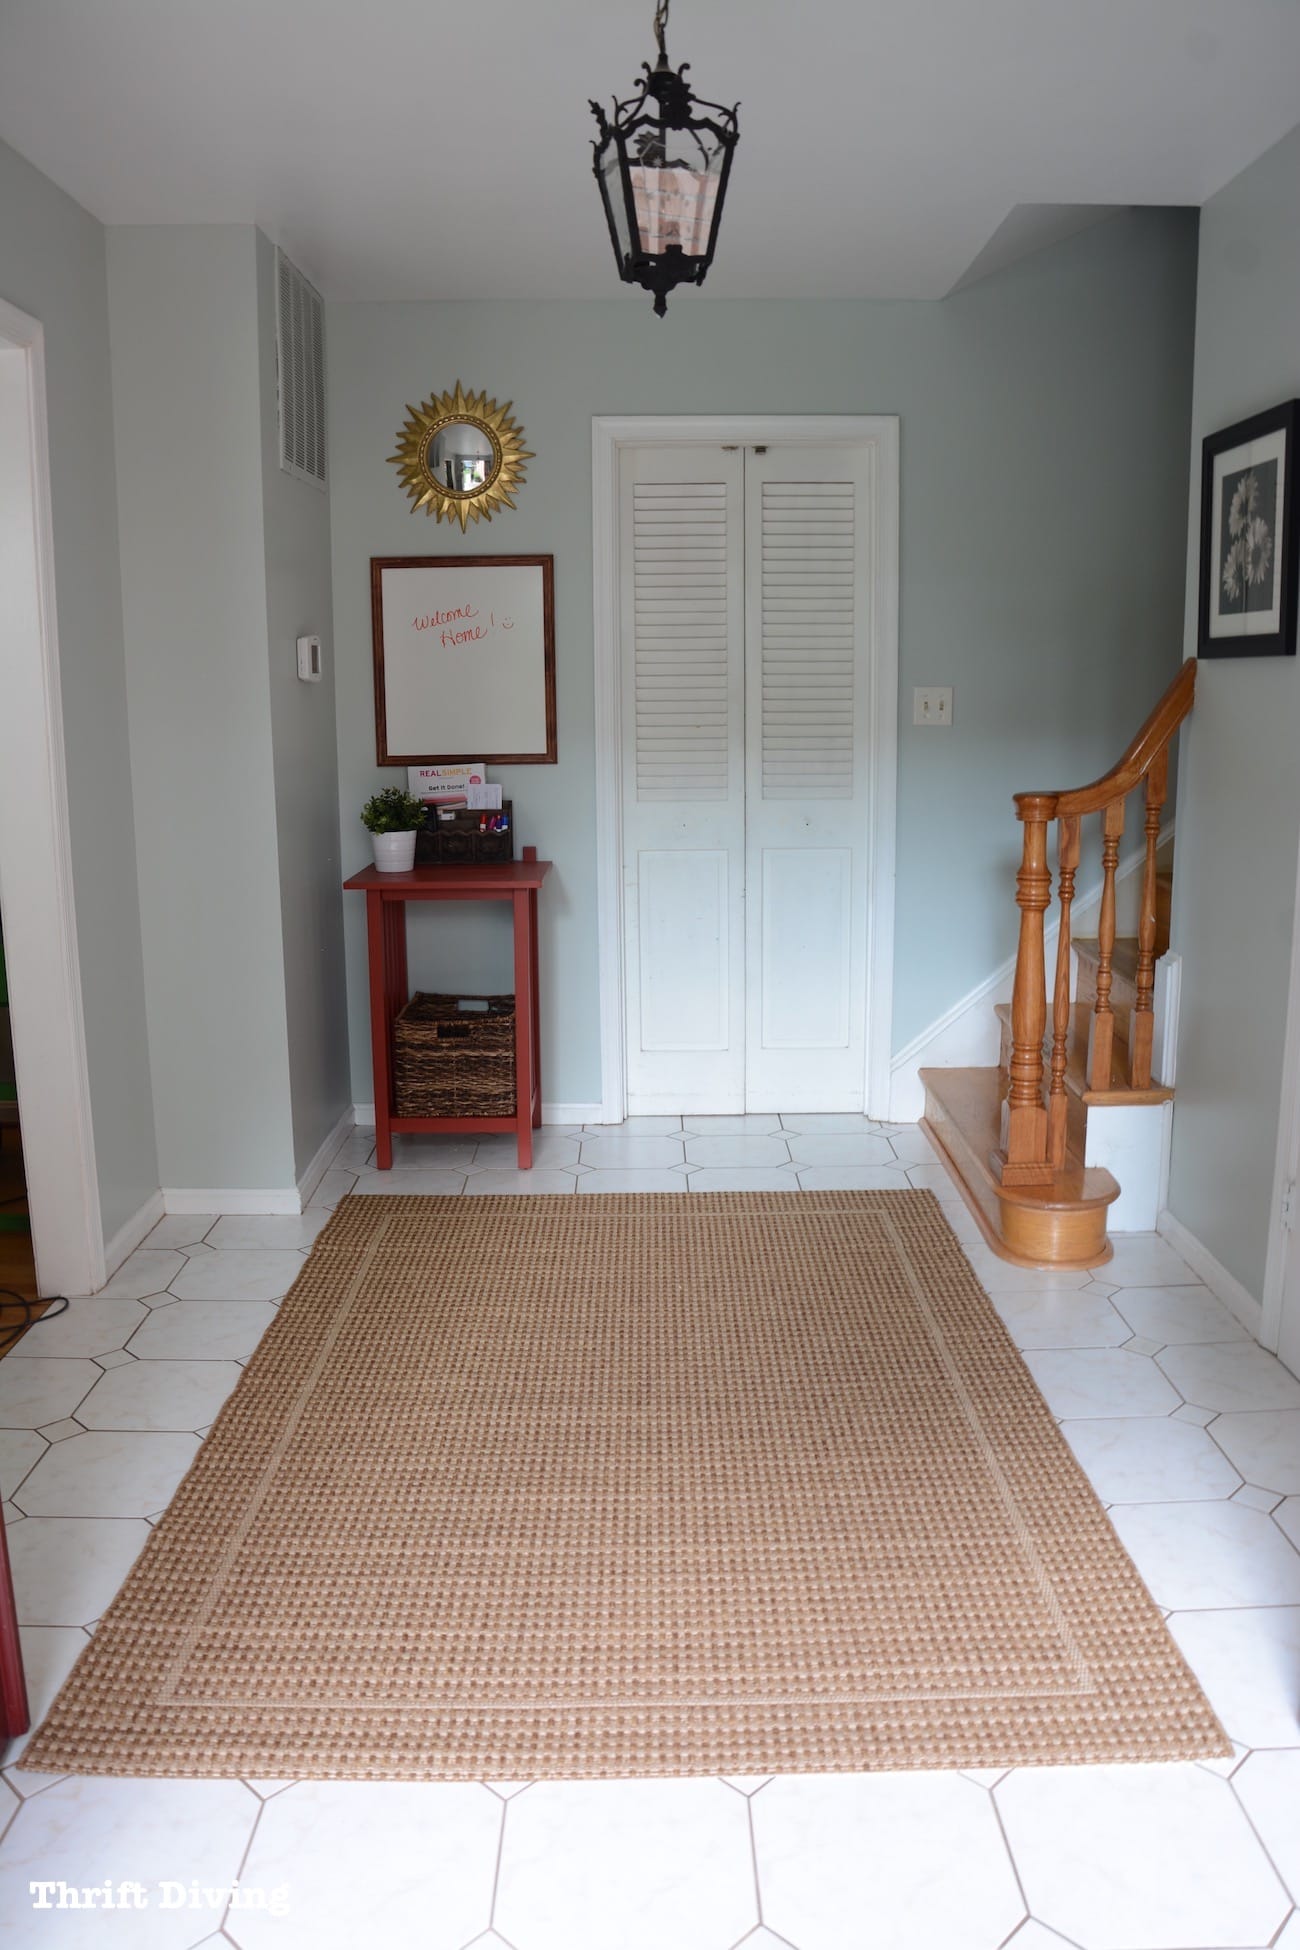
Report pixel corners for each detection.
[920,1066,1118,1211]
[921,1066,1116,1272]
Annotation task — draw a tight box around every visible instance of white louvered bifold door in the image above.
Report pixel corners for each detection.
[618,441,872,1114]
[620,446,747,1112]
[743,445,872,1110]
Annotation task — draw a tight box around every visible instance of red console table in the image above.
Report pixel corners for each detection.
[344,849,552,1170]
[0,1504,28,1740]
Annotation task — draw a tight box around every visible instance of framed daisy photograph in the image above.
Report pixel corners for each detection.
[1198,399,1299,659]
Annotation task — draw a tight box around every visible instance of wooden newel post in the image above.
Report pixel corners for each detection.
[999,794,1055,1187]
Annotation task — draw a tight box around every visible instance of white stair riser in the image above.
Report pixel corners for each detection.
[1084,1100,1171,1231]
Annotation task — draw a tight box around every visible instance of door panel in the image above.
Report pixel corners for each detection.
[745,446,873,1111]
[621,446,746,1113]
[637,849,731,1053]
[759,846,853,1052]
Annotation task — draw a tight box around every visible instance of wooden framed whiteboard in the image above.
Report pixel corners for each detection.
[371,555,556,764]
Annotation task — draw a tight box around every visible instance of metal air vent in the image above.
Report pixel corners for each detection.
[276,249,326,487]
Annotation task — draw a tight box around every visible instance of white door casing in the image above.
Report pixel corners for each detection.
[0,297,104,1295]
[594,416,898,1124]
[1263,825,1300,1375]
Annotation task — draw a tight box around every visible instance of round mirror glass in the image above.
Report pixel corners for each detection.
[427,422,498,494]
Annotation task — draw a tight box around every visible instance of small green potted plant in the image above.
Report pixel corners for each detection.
[361,785,427,873]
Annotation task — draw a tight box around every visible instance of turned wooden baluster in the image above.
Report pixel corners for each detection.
[1129,748,1168,1089]
[999,793,1055,1185]
[1047,814,1080,1170]
[1087,797,1127,1091]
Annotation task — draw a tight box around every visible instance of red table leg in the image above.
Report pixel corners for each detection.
[529,888,542,1128]
[513,888,535,1168]
[367,892,394,1170]
[0,1506,29,1740]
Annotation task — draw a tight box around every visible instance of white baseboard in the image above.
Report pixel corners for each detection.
[162,1187,304,1217]
[296,1106,354,1205]
[890,826,1175,1122]
[1157,1208,1263,1337]
[101,1189,165,1283]
[545,1102,603,1125]
[352,1101,603,1129]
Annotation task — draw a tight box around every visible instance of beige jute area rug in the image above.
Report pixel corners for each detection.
[23,1190,1228,1780]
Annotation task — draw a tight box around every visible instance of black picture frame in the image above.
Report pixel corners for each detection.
[1198,399,1300,660]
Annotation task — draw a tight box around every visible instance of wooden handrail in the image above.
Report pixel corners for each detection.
[1013,659,1196,820]
[998,661,1195,1186]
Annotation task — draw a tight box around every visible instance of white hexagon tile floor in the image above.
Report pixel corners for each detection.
[2,1115,1300,1948]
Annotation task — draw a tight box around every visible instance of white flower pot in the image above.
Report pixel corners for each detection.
[371,830,418,873]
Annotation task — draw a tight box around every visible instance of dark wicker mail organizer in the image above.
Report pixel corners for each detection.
[393,993,517,1117]
[414,803,514,866]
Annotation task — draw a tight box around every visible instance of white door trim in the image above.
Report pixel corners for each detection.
[0,296,104,1295]
[592,414,899,1124]
[1262,826,1300,1357]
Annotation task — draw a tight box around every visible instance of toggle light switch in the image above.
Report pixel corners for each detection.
[913,687,953,727]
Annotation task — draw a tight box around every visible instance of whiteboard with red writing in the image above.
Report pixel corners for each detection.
[371,555,556,765]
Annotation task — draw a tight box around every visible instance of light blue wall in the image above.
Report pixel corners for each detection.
[328,210,1198,1109]
[255,231,351,1178]
[1168,124,1300,1303]
[108,226,297,1190]
[0,137,159,1241]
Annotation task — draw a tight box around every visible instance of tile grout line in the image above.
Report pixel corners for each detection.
[1223,1769,1299,1926]
[485,1786,509,1937]
[217,1789,267,1943]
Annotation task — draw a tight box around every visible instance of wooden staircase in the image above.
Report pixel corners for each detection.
[922,662,1195,1269]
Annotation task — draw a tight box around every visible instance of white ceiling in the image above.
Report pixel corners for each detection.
[2,0,1298,302]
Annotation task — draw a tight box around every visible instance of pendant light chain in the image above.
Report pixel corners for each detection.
[653,0,670,61]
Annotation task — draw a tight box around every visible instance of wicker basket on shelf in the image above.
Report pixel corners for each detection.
[393,993,516,1117]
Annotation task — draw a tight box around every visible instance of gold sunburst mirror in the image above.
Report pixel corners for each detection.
[387,383,533,530]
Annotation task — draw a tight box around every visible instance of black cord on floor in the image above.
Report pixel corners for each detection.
[0,1288,69,1359]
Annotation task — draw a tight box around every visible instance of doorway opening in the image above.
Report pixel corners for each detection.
[0,297,104,1299]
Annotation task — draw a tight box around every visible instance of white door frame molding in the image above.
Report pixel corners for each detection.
[592,414,899,1125]
[0,296,104,1295]
[1262,827,1300,1360]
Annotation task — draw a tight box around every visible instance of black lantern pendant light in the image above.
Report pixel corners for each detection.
[590,0,740,316]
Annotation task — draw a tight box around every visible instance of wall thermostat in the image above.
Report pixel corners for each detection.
[296,634,323,682]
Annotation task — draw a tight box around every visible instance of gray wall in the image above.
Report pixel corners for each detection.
[0,138,159,1241]
[328,209,1199,1109]
[1167,125,1300,1303]
[255,231,351,1178]
[108,226,297,1190]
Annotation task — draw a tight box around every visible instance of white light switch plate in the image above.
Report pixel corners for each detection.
[913,686,953,727]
